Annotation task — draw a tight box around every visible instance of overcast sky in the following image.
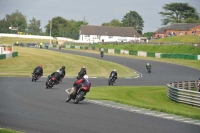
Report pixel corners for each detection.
[0,0,199,33]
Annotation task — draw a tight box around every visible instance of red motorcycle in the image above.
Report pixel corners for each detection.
[66,84,90,104]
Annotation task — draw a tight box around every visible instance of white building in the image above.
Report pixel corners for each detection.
[79,25,142,43]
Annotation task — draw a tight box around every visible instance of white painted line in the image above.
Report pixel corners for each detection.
[145,113,156,115]
[131,109,141,112]
[65,89,70,94]
[164,117,174,119]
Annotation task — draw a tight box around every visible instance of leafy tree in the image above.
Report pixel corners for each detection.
[183,18,200,23]
[0,10,27,33]
[122,11,144,35]
[45,16,88,39]
[45,16,70,37]
[102,19,122,27]
[68,20,88,39]
[143,32,153,39]
[27,17,42,35]
[159,3,199,25]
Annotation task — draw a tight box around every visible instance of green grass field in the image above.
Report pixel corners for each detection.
[0,128,23,133]
[0,36,55,45]
[0,47,136,77]
[150,35,200,43]
[87,86,200,120]
[89,43,200,55]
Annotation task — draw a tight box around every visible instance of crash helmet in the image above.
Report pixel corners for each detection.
[113,69,116,72]
[147,63,150,66]
[62,66,65,69]
[83,75,89,79]
[39,64,42,67]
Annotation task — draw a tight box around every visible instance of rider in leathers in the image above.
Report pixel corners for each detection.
[32,64,43,77]
[73,75,91,100]
[109,69,118,83]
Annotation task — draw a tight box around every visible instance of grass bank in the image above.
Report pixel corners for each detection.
[0,128,23,133]
[90,44,200,55]
[150,35,200,43]
[0,36,55,45]
[0,47,136,77]
[87,86,200,120]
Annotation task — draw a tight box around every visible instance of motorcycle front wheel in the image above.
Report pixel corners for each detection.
[74,91,85,104]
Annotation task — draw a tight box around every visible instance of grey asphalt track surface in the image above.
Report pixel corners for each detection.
[0,47,200,133]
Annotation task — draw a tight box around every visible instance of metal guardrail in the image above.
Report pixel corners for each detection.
[167,81,200,107]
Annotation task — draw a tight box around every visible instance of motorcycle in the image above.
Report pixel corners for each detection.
[147,68,151,73]
[59,45,61,50]
[100,51,104,58]
[108,76,115,85]
[31,72,41,82]
[66,85,90,104]
[46,76,56,89]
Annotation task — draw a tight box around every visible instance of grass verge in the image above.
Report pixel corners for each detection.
[0,37,55,45]
[0,128,23,133]
[150,35,200,43]
[87,86,200,120]
[90,44,200,55]
[0,47,136,77]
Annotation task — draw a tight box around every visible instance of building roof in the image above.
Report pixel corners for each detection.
[166,23,200,30]
[80,25,141,37]
[154,27,168,34]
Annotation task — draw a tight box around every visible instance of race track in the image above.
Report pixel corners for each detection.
[0,48,200,133]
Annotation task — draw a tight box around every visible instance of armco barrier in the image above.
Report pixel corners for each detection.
[62,44,66,48]
[114,49,120,54]
[161,53,198,60]
[53,44,57,48]
[147,52,155,57]
[129,50,138,55]
[12,52,18,57]
[0,54,6,59]
[6,53,12,58]
[55,45,200,60]
[104,48,108,53]
[108,49,114,54]
[167,81,200,107]
[70,46,75,49]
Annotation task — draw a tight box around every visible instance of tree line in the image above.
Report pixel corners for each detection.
[0,2,199,39]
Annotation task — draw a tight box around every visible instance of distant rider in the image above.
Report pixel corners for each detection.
[109,69,118,83]
[146,63,151,70]
[32,64,43,77]
[100,49,104,57]
[77,66,87,79]
[47,70,62,85]
[73,75,91,101]
[59,66,66,81]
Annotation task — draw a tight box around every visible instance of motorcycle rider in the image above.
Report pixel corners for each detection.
[59,66,66,82]
[32,64,43,78]
[146,63,151,70]
[77,66,87,79]
[109,69,118,83]
[72,75,91,100]
[47,70,62,85]
[100,49,104,57]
